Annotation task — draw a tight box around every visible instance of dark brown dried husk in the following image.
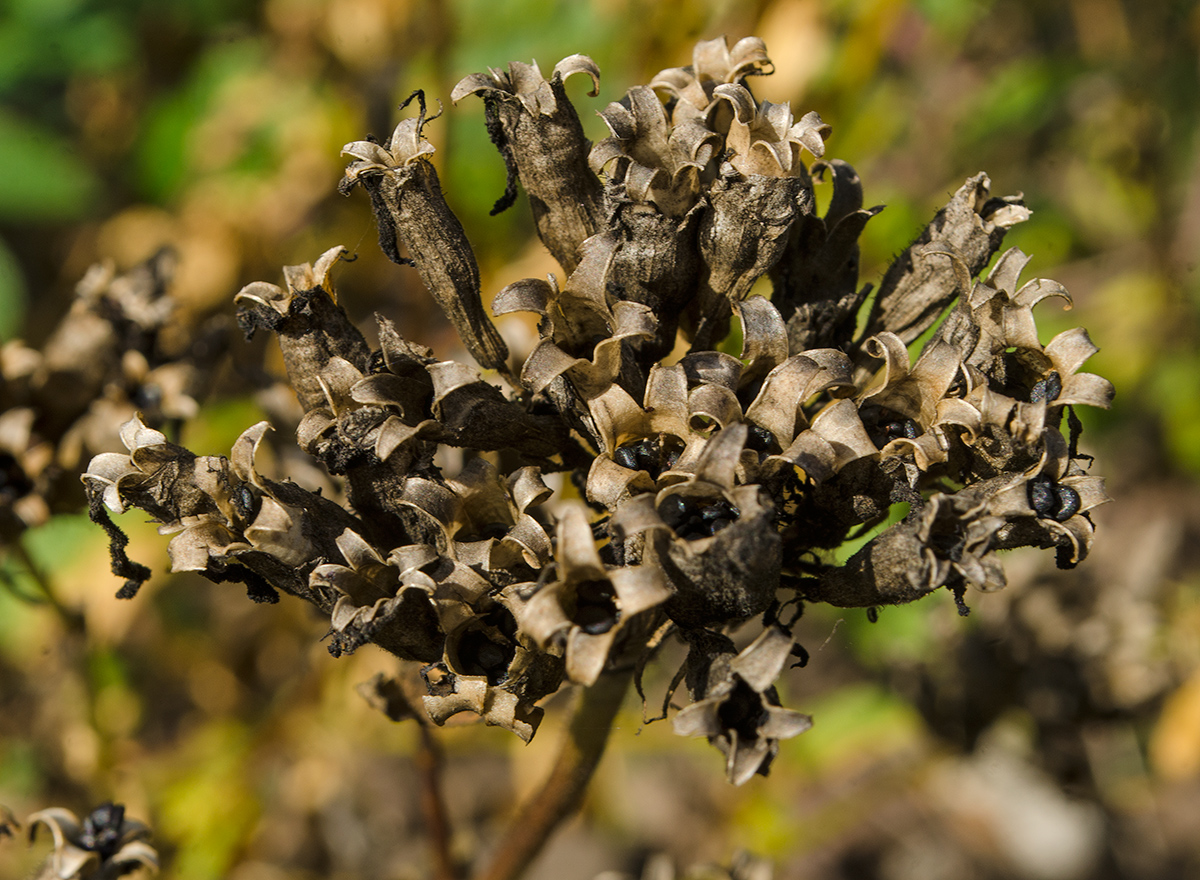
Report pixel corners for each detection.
[649,486,781,628]
[481,76,605,273]
[691,173,810,349]
[857,173,1029,349]
[605,195,704,363]
[348,159,510,375]
[237,284,372,414]
[769,161,882,353]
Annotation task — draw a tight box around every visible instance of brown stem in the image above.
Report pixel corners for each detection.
[417,722,459,880]
[471,665,634,880]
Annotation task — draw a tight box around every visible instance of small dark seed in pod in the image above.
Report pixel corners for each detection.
[1053,485,1081,522]
[1028,477,1057,518]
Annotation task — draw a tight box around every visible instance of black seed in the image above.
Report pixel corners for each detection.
[747,424,776,453]
[613,446,639,470]
[882,419,920,440]
[662,446,681,470]
[233,484,260,520]
[571,579,620,635]
[80,802,125,857]
[632,440,658,470]
[866,606,879,623]
[1030,370,1063,404]
[1054,485,1081,521]
[1028,477,1057,518]
[660,495,688,528]
[708,516,732,533]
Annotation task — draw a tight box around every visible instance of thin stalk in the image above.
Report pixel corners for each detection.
[417,721,459,880]
[471,665,634,880]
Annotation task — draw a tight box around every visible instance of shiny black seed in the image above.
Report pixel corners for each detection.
[80,802,125,857]
[1053,485,1081,522]
[747,424,776,453]
[883,419,920,440]
[232,484,259,520]
[708,516,732,533]
[1028,477,1057,518]
[632,440,659,470]
[613,446,639,470]
[1030,370,1063,404]
[660,495,688,528]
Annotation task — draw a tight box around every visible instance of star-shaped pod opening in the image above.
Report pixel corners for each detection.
[650,35,773,124]
[673,627,811,785]
[986,429,1110,567]
[309,528,445,662]
[234,245,371,414]
[451,55,600,119]
[451,55,602,272]
[420,591,562,743]
[857,331,981,471]
[494,245,657,403]
[510,504,670,686]
[591,86,722,217]
[613,424,783,627]
[393,457,553,574]
[710,84,829,178]
[27,803,157,880]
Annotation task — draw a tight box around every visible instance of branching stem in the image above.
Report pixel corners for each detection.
[471,664,634,880]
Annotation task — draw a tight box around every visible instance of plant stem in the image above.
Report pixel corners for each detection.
[471,664,634,880]
[417,721,459,880]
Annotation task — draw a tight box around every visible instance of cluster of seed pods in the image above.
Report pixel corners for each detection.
[84,36,1111,784]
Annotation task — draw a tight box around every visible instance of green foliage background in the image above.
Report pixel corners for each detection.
[2,1,1199,878]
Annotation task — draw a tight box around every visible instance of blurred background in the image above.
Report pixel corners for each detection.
[1,0,1199,878]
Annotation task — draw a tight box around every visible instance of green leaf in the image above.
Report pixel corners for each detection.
[0,109,100,221]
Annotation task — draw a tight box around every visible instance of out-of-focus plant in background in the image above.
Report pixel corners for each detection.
[1,1,1198,879]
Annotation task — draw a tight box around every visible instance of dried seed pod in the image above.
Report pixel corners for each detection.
[341,92,511,376]
[770,160,883,352]
[859,173,1031,349]
[674,626,812,785]
[235,246,371,413]
[452,55,604,272]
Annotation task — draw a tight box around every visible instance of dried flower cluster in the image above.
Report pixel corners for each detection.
[83,36,1111,785]
[0,251,223,546]
[12,802,158,880]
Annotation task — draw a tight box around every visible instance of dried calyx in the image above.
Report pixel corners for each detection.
[83,35,1111,783]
